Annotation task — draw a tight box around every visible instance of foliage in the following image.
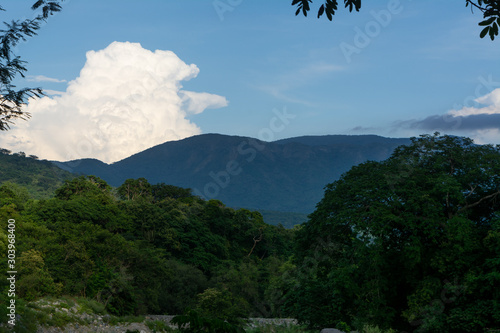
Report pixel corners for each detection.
[17,249,62,300]
[286,134,500,331]
[146,320,177,333]
[171,309,244,333]
[258,210,308,229]
[0,151,74,198]
[468,0,500,40]
[0,298,39,333]
[0,173,294,320]
[0,1,64,130]
[2,133,500,332]
[245,324,315,333]
[194,288,248,325]
[361,325,396,333]
[153,182,193,201]
[55,175,113,202]
[117,177,153,201]
[291,0,500,40]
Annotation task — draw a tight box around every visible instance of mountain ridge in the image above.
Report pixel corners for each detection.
[54,133,411,213]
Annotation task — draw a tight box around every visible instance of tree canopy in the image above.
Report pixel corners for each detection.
[0,1,63,130]
[291,0,500,40]
[285,133,500,332]
[0,174,295,326]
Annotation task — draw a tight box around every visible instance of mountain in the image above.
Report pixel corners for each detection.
[54,133,411,213]
[0,150,75,198]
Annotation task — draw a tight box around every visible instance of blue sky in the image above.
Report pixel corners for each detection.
[2,0,500,162]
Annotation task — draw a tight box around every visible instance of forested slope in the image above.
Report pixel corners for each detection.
[56,134,411,213]
[0,149,74,198]
[0,176,294,322]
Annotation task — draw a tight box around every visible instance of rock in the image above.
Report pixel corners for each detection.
[320,329,345,333]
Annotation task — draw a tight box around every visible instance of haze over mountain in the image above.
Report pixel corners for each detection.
[54,134,411,213]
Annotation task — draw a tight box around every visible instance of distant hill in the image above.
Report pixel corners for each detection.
[54,133,411,213]
[274,134,409,146]
[0,150,75,199]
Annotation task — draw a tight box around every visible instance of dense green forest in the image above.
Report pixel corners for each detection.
[1,134,500,333]
[0,150,74,199]
[0,174,295,328]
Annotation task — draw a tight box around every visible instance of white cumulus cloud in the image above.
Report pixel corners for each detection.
[448,88,500,117]
[1,42,228,163]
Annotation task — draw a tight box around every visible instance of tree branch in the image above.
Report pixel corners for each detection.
[247,228,263,257]
[458,190,500,213]
[466,0,487,12]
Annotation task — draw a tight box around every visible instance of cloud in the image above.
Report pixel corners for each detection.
[43,89,65,96]
[257,61,344,107]
[401,88,500,132]
[448,88,500,117]
[397,113,500,131]
[351,88,500,145]
[2,42,228,163]
[26,75,67,83]
[180,91,228,115]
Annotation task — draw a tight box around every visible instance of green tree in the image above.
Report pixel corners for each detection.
[117,178,153,201]
[291,0,500,40]
[287,134,500,331]
[17,249,62,300]
[0,1,64,130]
[0,182,30,210]
[152,183,193,202]
[172,288,247,333]
[55,175,113,203]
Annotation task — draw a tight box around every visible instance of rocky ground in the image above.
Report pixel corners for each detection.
[35,317,299,333]
[1,298,299,333]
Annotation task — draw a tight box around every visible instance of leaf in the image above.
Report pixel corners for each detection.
[489,25,496,40]
[31,0,45,10]
[492,22,499,35]
[480,26,490,38]
[479,16,496,26]
[318,4,325,18]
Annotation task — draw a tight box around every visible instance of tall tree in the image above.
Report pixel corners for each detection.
[0,1,63,130]
[287,134,500,331]
[291,0,500,40]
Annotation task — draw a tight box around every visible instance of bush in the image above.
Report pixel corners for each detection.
[76,298,106,314]
[172,309,243,333]
[146,320,177,333]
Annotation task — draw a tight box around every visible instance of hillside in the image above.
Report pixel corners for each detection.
[54,134,411,213]
[0,149,75,198]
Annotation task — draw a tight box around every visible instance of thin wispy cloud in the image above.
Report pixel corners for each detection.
[43,89,65,96]
[2,42,228,163]
[26,75,67,83]
[257,61,344,106]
